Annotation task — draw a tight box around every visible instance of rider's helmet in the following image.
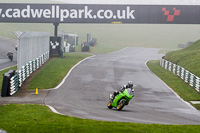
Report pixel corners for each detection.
[127,81,133,88]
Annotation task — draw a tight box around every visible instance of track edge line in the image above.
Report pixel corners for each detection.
[145,60,198,112]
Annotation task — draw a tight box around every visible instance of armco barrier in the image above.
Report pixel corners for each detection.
[18,51,49,87]
[160,59,200,93]
[1,51,49,96]
[1,70,16,96]
[10,74,18,96]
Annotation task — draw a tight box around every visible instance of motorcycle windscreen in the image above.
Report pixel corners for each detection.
[127,88,133,96]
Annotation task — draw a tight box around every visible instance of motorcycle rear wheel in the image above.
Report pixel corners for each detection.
[117,100,126,111]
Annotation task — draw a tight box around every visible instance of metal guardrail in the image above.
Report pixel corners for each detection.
[8,51,49,96]
[2,31,50,96]
[160,59,200,93]
[9,74,18,96]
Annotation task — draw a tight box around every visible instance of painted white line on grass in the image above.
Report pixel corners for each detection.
[0,65,17,71]
[190,101,200,104]
[145,60,198,111]
[50,55,95,90]
[46,105,65,115]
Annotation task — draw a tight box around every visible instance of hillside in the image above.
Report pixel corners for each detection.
[164,40,200,77]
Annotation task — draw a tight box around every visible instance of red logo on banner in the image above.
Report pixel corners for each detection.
[162,7,180,21]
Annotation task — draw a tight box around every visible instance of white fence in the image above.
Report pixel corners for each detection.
[9,52,49,96]
[17,31,50,71]
[160,59,200,93]
[8,31,50,96]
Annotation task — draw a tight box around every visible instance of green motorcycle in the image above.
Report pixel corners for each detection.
[107,88,134,111]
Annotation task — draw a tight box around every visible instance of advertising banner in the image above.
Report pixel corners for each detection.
[0,4,199,24]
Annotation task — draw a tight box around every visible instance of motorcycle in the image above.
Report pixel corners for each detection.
[7,53,13,61]
[107,88,134,111]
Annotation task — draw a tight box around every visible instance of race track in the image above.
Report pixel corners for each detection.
[45,47,200,124]
[0,36,17,70]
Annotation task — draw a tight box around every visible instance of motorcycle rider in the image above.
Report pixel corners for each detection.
[7,51,13,61]
[15,45,17,51]
[111,81,134,101]
[7,51,13,56]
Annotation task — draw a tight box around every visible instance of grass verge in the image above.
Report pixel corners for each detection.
[147,60,200,110]
[27,53,91,89]
[0,65,17,91]
[0,104,200,133]
[164,40,200,78]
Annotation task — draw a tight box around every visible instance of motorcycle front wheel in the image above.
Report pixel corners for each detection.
[107,101,113,109]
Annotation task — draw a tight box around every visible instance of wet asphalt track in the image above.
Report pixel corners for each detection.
[0,36,17,70]
[45,47,200,124]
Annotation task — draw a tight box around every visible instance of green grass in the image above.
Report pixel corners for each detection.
[27,53,90,89]
[158,49,176,54]
[158,39,200,109]
[193,104,200,110]
[0,65,17,91]
[0,1,200,131]
[147,60,200,109]
[0,104,200,133]
[164,40,200,77]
